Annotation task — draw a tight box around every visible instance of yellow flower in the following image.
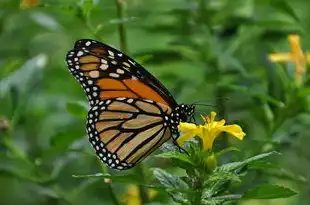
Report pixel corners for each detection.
[177,112,246,150]
[20,0,40,9]
[0,117,9,131]
[122,185,157,205]
[268,34,310,86]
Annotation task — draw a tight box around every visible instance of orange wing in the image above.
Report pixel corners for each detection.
[66,40,175,107]
[87,97,172,170]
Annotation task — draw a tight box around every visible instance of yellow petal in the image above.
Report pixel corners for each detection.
[178,123,202,146]
[202,129,216,150]
[268,53,293,62]
[288,34,301,58]
[178,122,198,132]
[306,53,310,63]
[210,111,216,122]
[219,125,246,140]
[217,119,226,127]
[177,132,197,145]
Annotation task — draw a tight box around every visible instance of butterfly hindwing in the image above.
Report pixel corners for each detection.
[87,97,172,169]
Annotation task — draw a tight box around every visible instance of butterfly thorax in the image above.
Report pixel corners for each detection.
[166,104,195,135]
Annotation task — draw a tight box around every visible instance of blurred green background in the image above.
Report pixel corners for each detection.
[1,0,310,204]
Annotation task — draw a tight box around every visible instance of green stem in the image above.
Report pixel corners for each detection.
[107,183,121,205]
[114,1,148,204]
[115,0,128,53]
[134,164,149,204]
[215,85,229,149]
[101,166,121,205]
[192,174,203,205]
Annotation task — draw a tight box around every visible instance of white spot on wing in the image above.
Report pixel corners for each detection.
[116,69,124,74]
[108,50,114,56]
[77,51,84,56]
[128,59,135,65]
[100,64,109,70]
[109,73,120,78]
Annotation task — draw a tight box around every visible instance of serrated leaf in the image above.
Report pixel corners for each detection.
[155,151,193,164]
[217,151,280,172]
[243,184,297,199]
[248,160,280,169]
[153,168,191,203]
[153,168,189,190]
[202,194,242,205]
[66,101,88,119]
[204,171,241,198]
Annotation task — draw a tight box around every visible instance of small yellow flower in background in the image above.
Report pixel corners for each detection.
[122,185,157,205]
[177,112,246,150]
[20,0,40,9]
[268,34,310,86]
[0,117,9,131]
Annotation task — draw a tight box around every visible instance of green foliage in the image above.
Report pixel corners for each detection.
[154,142,293,204]
[1,0,309,204]
[243,184,297,199]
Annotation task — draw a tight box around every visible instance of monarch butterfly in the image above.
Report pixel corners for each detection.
[66,39,195,170]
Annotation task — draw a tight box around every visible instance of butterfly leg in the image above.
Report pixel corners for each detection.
[172,137,189,155]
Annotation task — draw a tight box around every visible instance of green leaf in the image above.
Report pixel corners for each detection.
[80,0,95,18]
[0,55,47,97]
[153,168,191,204]
[243,184,297,199]
[72,173,142,184]
[215,147,240,157]
[248,160,280,169]
[155,151,193,164]
[217,151,280,172]
[202,194,242,205]
[204,171,241,198]
[221,85,285,108]
[263,169,307,183]
[50,131,81,152]
[270,0,300,22]
[66,101,88,119]
[153,168,189,190]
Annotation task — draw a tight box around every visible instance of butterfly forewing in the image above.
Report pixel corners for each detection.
[66,39,177,107]
[87,97,172,169]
